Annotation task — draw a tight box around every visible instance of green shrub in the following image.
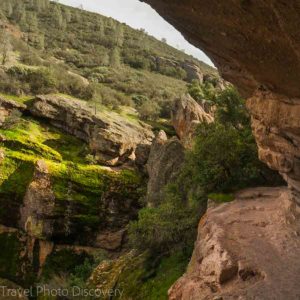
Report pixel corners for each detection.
[137,100,160,121]
[129,186,198,253]
[182,86,282,195]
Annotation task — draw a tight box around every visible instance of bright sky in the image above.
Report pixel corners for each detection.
[59,0,214,66]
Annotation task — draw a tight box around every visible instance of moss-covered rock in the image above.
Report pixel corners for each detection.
[19,158,143,246]
[0,117,144,247]
[89,251,190,300]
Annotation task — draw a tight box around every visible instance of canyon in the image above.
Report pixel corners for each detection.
[0,0,299,298]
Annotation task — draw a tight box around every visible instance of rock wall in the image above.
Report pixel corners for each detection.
[146,131,185,207]
[18,160,142,249]
[168,187,300,300]
[142,0,300,202]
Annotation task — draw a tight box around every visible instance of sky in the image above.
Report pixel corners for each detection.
[59,0,214,66]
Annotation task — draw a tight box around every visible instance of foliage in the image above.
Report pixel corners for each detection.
[129,185,199,254]
[182,86,282,195]
[137,100,160,121]
[187,80,217,104]
[40,249,107,299]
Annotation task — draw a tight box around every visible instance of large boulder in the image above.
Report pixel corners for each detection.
[28,95,154,166]
[0,97,26,126]
[171,94,213,147]
[169,187,300,300]
[181,60,204,83]
[146,131,185,207]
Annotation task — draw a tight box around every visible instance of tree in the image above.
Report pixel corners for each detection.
[114,24,124,47]
[26,12,38,32]
[214,87,249,130]
[181,86,281,195]
[11,2,26,23]
[5,2,13,17]
[137,100,160,121]
[110,47,121,68]
[129,186,198,253]
[64,9,72,23]
[0,30,12,65]
[53,5,63,28]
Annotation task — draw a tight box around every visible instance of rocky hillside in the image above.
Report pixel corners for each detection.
[0,0,218,122]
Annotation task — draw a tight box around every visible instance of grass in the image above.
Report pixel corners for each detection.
[0,93,33,104]
[208,193,234,203]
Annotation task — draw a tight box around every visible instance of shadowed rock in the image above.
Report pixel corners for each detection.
[146,130,185,207]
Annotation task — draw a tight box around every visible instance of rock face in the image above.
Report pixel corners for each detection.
[20,160,56,239]
[172,94,213,147]
[19,160,142,249]
[169,187,300,300]
[146,131,185,207]
[247,90,300,205]
[142,0,300,203]
[29,95,154,166]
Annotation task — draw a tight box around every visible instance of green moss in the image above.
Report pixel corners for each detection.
[0,156,34,196]
[0,93,33,104]
[48,161,141,202]
[0,117,93,164]
[208,193,234,203]
[44,133,89,164]
[47,161,142,229]
[0,121,62,162]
